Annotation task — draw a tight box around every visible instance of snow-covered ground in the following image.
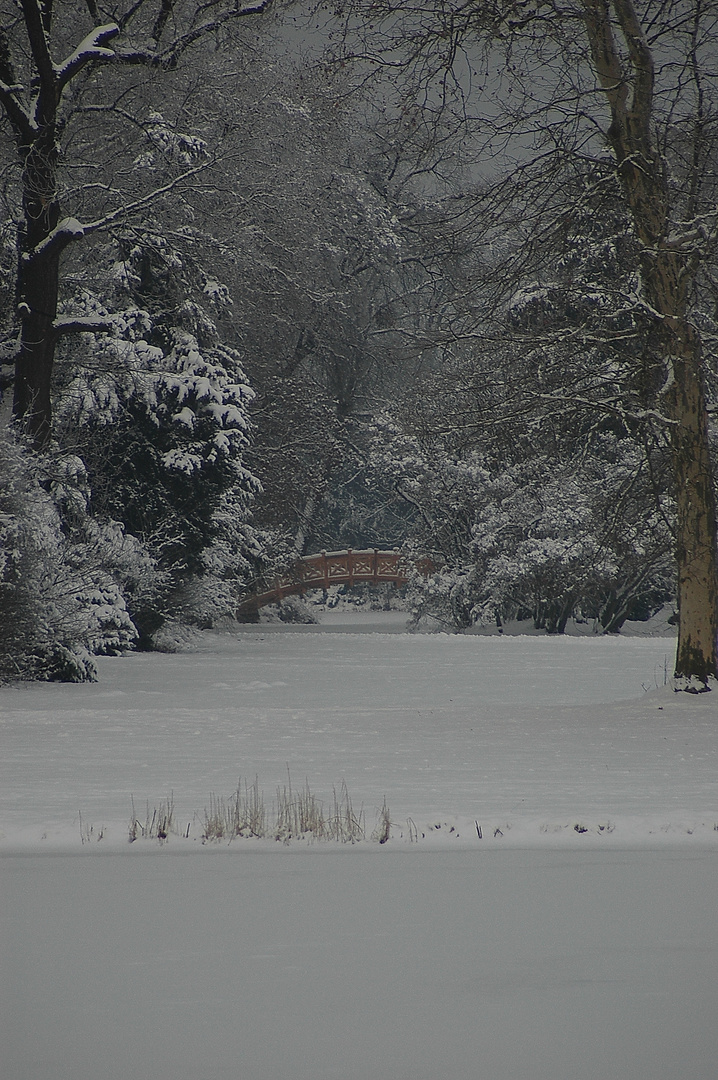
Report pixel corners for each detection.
[1,613,714,848]
[2,614,718,1079]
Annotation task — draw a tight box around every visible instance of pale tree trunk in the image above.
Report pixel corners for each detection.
[582,0,717,685]
[663,312,717,683]
[294,492,320,557]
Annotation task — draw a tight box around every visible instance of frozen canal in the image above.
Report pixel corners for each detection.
[2,616,717,1079]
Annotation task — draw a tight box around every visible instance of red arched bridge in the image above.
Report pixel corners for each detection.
[237,548,432,619]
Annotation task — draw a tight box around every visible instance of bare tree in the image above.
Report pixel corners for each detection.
[333,0,718,686]
[578,0,717,683]
[0,0,273,448]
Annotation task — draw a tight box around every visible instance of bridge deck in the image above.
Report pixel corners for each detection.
[237,549,426,616]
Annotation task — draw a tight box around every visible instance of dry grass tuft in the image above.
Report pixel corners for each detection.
[129,794,175,843]
[129,776,369,846]
[202,777,266,841]
[371,799,392,844]
[201,772,364,845]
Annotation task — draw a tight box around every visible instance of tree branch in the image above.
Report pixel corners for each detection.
[20,0,56,118]
[81,157,216,233]
[611,0,654,150]
[115,0,275,67]
[0,77,35,139]
[50,315,115,339]
[581,0,629,127]
[22,157,216,266]
[54,23,120,95]
[21,216,86,264]
[0,25,34,138]
[152,0,175,43]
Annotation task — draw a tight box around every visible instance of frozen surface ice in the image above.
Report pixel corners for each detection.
[2,615,717,1080]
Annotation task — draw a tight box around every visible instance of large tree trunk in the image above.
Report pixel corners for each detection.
[636,255,717,690]
[634,253,717,686]
[14,145,62,449]
[6,1,65,450]
[582,0,718,685]
[663,317,717,682]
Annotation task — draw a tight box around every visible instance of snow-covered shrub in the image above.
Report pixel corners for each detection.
[0,432,140,680]
[471,441,673,633]
[0,431,66,679]
[149,621,205,653]
[470,462,611,633]
[275,597,318,624]
[368,401,673,634]
[365,413,490,565]
[408,565,484,632]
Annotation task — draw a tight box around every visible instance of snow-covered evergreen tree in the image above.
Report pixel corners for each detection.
[53,230,262,640]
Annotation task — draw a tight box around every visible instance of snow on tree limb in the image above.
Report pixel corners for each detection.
[22,160,213,264]
[0,78,35,136]
[80,158,215,233]
[21,217,86,263]
[51,316,115,339]
[114,0,275,67]
[22,217,86,264]
[54,24,120,92]
[236,0,275,13]
[666,209,718,252]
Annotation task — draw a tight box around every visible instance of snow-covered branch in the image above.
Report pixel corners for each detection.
[80,158,215,233]
[54,24,120,93]
[532,390,677,427]
[22,159,214,264]
[665,209,718,253]
[22,217,86,264]
[237,0,275,12]
[115,0,274,67]
[51,316,115,339]
[0,79,34,137]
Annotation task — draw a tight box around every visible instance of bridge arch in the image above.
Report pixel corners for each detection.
[237,549,430,620]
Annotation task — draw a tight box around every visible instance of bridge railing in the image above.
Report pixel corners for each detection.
[237,548,430,617]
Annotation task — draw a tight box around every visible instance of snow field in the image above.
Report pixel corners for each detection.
[2,619,718,1080]
[0,622,716,849]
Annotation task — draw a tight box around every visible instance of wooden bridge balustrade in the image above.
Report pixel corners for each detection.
[237,548,431,618]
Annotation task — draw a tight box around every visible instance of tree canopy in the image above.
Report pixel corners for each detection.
[2,0,717,687]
